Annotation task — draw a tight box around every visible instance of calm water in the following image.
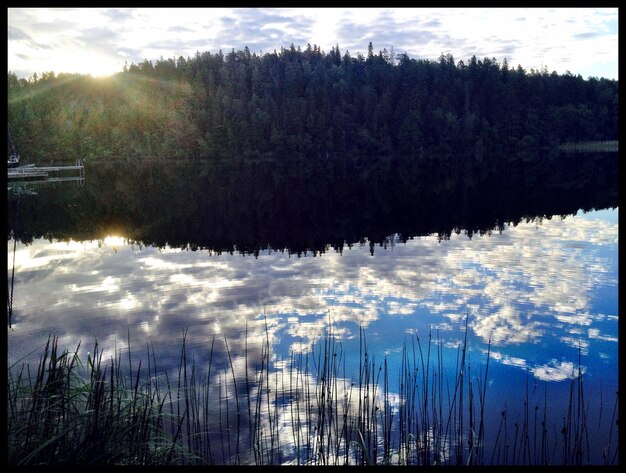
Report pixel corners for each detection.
[6,153,619,463]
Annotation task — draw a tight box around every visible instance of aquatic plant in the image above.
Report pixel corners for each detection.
[6,322,619,465]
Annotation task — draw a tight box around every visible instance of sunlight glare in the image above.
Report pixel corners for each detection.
[103,235,126,247]
[55,51,121,78]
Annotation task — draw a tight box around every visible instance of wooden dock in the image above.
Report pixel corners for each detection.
[7,169,49,179]
[8,158,85,181]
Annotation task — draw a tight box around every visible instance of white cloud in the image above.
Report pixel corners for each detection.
[7,7,618,79]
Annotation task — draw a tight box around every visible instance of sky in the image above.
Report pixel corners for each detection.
[7,7,619,81]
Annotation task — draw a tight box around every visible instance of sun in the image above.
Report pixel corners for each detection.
[56,51,123,78]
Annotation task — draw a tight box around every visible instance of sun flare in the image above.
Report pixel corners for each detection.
[57,52,122,78]
[103,235,126,247]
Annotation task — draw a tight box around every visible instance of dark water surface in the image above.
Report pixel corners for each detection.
[7,151,619,464]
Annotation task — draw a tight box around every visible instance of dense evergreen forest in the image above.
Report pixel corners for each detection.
[8,43,619,163]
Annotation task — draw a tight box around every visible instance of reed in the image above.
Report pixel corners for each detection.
[6,320,618,466]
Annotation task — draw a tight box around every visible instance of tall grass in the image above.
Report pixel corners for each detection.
[6,321,619,465]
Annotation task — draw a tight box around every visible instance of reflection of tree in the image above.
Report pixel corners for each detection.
[8,151,618,255]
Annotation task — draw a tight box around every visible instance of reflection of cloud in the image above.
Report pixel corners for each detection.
[471,304,543,344]
[71,275,121,294]
[559,336,590,354]
[7,210,618,386]
[328,305,379,330]
[385,300,418,316]
[532,360,585,382]
[488,353,589,383]
[489,351,528,369]
[433,322,454,332]
[588,327,618,343]
[554,312,593,325]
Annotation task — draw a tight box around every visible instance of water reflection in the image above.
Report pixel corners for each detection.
[6,153,619,464]
[6,207,618,464]
[7,151,618,254]
[8,208,617,385]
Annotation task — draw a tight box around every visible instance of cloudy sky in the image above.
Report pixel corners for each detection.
[7,7,618,80]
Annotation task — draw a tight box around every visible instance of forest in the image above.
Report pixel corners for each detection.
[7,43,619,163]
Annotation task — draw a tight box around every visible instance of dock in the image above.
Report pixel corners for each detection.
[8,158,85,181]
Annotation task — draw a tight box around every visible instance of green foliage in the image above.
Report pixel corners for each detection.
[7,44,619,163]
[8,73,199,163]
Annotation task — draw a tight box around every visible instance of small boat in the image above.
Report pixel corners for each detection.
[8,154,20,168]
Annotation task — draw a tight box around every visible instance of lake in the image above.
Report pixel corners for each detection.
[6,151,619,465]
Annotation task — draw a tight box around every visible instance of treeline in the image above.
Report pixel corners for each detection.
[8,43,619,162]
